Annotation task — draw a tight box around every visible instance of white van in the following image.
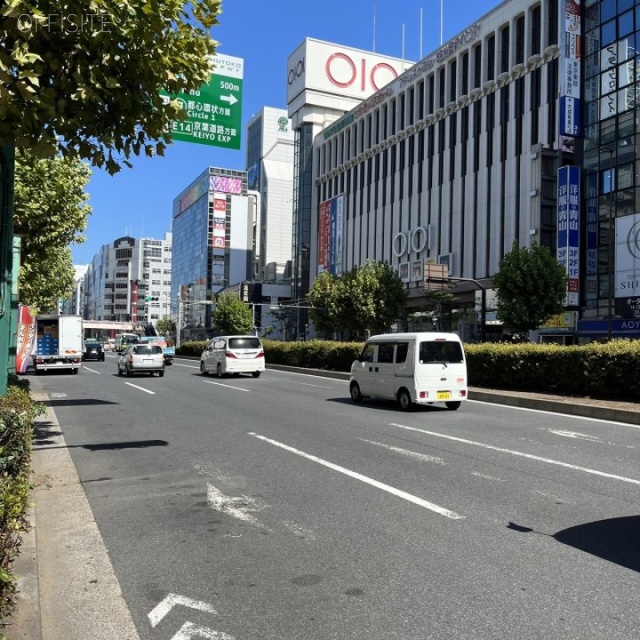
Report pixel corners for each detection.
[200,335,265,378]
[349,332,468,411]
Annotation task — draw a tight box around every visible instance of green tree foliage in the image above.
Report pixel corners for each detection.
[14,148,91,311]
[307,272,350,337]
[213,293,254,335]
[0,0,221,173]
[155,317,176,337]
[346,260,407,337]
[308,261,407,339]
[493,241,568,337]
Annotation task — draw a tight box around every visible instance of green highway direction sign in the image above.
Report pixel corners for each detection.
[161,53,244,150]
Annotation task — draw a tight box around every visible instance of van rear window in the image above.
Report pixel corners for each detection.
[228,337,261,349]
[419,341,463,364]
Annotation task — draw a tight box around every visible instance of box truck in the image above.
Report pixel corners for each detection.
[33,315,83,374]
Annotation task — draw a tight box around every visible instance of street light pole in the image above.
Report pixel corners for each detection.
[603,147,615,341]
[176,296,183,348]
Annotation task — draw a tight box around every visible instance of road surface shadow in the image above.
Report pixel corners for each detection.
[327,397,450,412]
[554,516,640,572]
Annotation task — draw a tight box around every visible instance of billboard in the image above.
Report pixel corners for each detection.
[615,213,640,298]
[317,194,344,276]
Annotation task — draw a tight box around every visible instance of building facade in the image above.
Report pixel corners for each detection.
[171,167,254,341]
[288,0,640,341]
[287,39,413,334]
[246,107,295,281]
[82,233,173,326]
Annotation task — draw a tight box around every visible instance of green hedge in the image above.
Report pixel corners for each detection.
[0,379,44,624]
[177,338,640,402]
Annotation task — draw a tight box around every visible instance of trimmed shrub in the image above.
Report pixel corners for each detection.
[0,382,44,623]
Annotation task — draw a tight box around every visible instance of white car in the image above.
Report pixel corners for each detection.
[117,344,165,377]
[200,335,265,378]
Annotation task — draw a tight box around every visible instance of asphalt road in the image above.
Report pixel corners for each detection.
[30,355,640,640]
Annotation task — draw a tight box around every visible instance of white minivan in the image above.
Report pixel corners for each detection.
[349,332,468,411]
[200,335,265,378]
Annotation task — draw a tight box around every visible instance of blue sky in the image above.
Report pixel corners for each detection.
[73,0,500,265]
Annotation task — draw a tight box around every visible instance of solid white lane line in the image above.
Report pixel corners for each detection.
[203,380,250,392]
[82,366,101,374]
[175,363,199,368]
[249,432,465,520]
[360,438,446,465]
[123,382,155,395]
[389,422,640,486]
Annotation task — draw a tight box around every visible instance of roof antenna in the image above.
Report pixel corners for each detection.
[373,0,377,52]
[420,8,423,59]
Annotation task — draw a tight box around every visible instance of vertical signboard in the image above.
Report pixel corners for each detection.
[317,195,344,276]
[557,166,581,307]
[211,195,227,286]
[585,172,599,309]
[559,0,582,142]
[161,53,244,150]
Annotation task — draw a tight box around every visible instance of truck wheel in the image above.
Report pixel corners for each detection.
[397,389,414,411]
[350,382,363,403]
[445,401,461,411]
[159,370,165,377]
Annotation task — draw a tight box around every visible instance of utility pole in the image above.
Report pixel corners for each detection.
[0,143,16,396]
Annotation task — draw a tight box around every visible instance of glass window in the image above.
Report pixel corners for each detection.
[377,343,395,363]
[396,343,409,363]
[418,341,464,364]
[360,344,375,362]
[600,0,616,23]
[618,9,634,36]
[601,19,616,46]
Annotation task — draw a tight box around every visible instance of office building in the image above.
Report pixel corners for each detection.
[287,0,640,341]
[246,107,295,282]
[83,233,173,326]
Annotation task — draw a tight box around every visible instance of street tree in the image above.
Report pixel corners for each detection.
[14,148,91,311]
[1,0,222,173]
[155,318,176,338]
[493,241,567,337]
[307,272,351,338]
[213,293,254,335]
[345,260,407,338]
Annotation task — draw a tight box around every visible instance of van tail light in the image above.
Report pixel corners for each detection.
[255,350,264,359]
[129,355,134,365]
[460,390,467,397]
[225,350,237,358]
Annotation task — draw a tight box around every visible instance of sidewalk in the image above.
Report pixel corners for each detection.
[5,375,640,639]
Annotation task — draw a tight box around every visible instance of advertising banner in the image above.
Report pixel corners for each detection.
[615,213,640,298]
[16,305,36,374]
[557,166,581,307]
[559,0,583,139]
[317,195,345,275]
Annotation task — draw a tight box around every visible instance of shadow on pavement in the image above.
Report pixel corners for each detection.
[35,439,169,452]
[554,516,640,573]
[44,399,119,407]
[327,397,449,412]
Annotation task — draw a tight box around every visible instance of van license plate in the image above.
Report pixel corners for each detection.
[437,391,451,400]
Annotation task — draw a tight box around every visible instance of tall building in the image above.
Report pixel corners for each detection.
[286,0,640,342]
[83,233,173,326]
[286,38,413,334]
[62,265,89,316]
[246,107,295,281]
[171,167,253,341]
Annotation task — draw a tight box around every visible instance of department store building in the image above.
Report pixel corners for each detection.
[288,0,640,341]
